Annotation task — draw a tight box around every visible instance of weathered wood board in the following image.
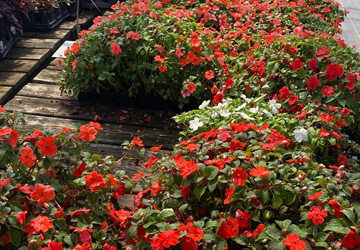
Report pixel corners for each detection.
[6,48,52,63]
[15,38,62,51]
[33,69,62,84]
[0,72,27,89]
[0,59,40,75]
[22,29,71,40]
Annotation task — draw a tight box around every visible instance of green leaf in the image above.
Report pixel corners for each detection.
[275,220,292,230]
[54,218,68,229]
[203,166,219,180]
[315,242,328,248]
[87,192,98,205]
[179,204,188,214]
[160,209,175,219]
[233,234,248,245]
[208,179,217,193]
[342,208,356,224]
[18,247,28,250]
[324,219,351,234]
[272,194,282,209]
[9,227,21,246]
[268,241,284,250]
[194,186,206,200]
[127,225,137,240]
[266,228,282,240]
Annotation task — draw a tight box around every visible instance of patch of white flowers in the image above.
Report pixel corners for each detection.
[294,128,308,142]
[268,100,281,114]
[189,117,204,131]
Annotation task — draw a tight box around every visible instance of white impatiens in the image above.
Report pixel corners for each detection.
[294,128,308,142]
[189,117,204,131]
[268,100,281,114]
[199,100,210,110]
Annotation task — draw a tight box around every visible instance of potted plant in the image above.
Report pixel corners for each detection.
[0,0,23,59]
[22,0,70,30]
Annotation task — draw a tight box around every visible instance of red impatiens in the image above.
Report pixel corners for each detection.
[36,136,58,157]
[307,206,328,225]
[249,166,270,178]
[232,167,248,186]
[151,229,180,250]
[111,42,122,55]
[289,58,304,70]
[31,184,55,206]
[85,171,106,192]
[324,62,344,81]
[307,76,321,90]
[284,234,306,250]
[19,146,36,168]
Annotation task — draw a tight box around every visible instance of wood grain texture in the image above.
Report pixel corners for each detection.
[0,72,27,89]
[33,69,62,84]
[0,59,40,75]
[5,48,52,63]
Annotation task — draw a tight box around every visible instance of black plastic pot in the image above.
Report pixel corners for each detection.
[22,6,70,30]
[80,0,118,9]
[66,1,80,17]
[0,27,21,59]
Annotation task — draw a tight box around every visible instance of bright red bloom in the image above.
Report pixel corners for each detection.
[71,209,90,217]
[229,139,245,153]
[133,172,144,180]
[0,105,3,113]
[341,108,350,116]
[307,206,327,225]
[342,230,360,249]
[205,70,215,80]
[337,155,347,165]
[329,200,344,218]
[19,146,36,168]
[249,166,270,178]
[158,65,167,73]
[307,76,321,90]
[85,171,106,192]
[31,184,55,206]
[93,16,102,25]
[132,137,144,147]
[73,163,86,178]
[42,241,63,250]
[224,186,235,204]
[308,58,319,72]
[289,58,304,70]
[79,125,97,142]
[284,234,306,250]
[181,185,191,199]
[233,168,249,186]
[308,190,323,200]
[151,179,162,195]
[179,160,198,179]
[145,155,157,169]
[53,206,65,219]
[187,82,197,93]
[151,230,180,250]
[319,113,334,122]
[230,122,249,132]
[324,63,344,81]
[111,42,122,55]
[150,145,163,151]
[25,216,53,235]
[289,95,298,105]
[321,85,335,97]
[0,178,10,188]
[253,224,266,239]
[0,232,9,246]
[216,220,234,240]
[319,129,330,137]
[16,211,27,225]
[74,242,92,250]
[36,136,57,157]
[236,209,251,229]
[279,86,290,100]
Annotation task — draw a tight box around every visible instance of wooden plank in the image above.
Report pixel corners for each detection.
[57,20,77,30]
[0,86,14,104]
[19,114,178,149]
[48,58,64,71]
[15,38,62,51]
[0,59,40,75]
[33,69,62,84]
[0,72,27,89]
[5,48,51,63]
[5,96,181,130]
[22,29,71,40]
[17,82,70,99]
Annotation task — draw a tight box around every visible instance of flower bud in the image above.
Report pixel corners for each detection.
[318,164,326,169]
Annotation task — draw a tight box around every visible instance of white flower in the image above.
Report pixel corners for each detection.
[219,109,231,117]
[211,111,218,119]
[234,103,246,111]
[199,100,210,110]
[189,117,204,131]
[250,106,259,114]
[238,112,254,120]
[262,109,273,118]
[269,100,281,114]
[294,128,308,142]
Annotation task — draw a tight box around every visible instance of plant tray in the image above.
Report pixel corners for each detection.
[22,6,70,30]
[80,0,118,9]
[0,28,21,60]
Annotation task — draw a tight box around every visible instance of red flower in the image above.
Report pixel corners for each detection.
[319,129,330,137]
[321,85,334,97]
[342,230,360,249]
[0,105,3,113]
[73,163,86,178]
[216,220,233,240]
[19,146,36,168]
[145,155,157,169]
[0,232,10,246]
[151,180,162,195]
[337,155,347,165]
[158,65,167,73]
[289,95,298,105]
[319,113,334,122]
[307,76,321,90]
[132,137,144,147]
[224,186,235,204]
[36,136,57,157]
[150,145,163,151]
[308,190,323,200]
[329,200,344,218]
[279,86,290,100]
[289,58,304,70]
[4,129,18,147]
[284,234,306,250]
[307,206,327,225]
[205,70,215,80]
[25,216,53,235]
[85,171,106,192]
[72,59,77,69]
[79,125,97,142]
[31,184,55,206]
[41,240,63,250]
[324,63,344,81]
[74,243,92,250]
[179,160,198,179]
[111,42,122,55]
[341,108,350,116]
[71,209,90,217]
[16,211,27,225]
[181,185,191,199]
[93,16,102,25]
[233,168,249,186]
[133,172,144,180]
[249,166,270,178]
[308,58,319,72]
[230,122,249,132]
[151,230,180,250]
[236,209,251,229]
[187,82,197,93]
[253,224,266,239]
